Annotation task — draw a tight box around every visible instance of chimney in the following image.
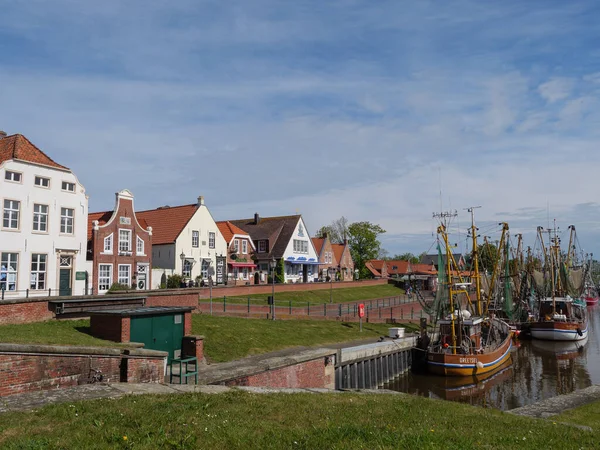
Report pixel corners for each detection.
[198,196,205,206]
[0,131,6,139]
[254,213,260,224]
[322,231,328,239]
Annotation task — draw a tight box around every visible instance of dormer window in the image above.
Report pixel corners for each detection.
[258,240,267,253]
[233,239,239,252]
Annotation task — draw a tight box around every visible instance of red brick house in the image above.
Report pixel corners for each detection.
[87,190,152,294]
[311,233,336,281]
[332,240,355,281]
[216,221,258,285]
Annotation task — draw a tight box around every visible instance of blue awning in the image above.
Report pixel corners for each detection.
[288,260,325,265]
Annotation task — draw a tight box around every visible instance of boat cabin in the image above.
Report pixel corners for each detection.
[539,297,585,322]
[438,317,483,354]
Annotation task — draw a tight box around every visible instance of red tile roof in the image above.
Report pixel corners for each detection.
[136,204,198,245]
[385,260,411,276]
[216,221,250,244]
[410,263,437,275]
[311,237,325,255]
[0,134,69,170]
[365,260,383,277]
[331,243,345,262]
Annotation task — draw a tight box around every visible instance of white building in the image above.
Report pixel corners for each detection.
[0,132,89,298]
[136,196,228,288]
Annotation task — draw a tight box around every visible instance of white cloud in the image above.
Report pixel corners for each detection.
[538,78,574,104]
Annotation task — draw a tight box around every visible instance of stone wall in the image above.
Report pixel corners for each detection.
[0,344,166,397]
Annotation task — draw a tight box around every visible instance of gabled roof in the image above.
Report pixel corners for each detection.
[0,134,69,170]
[216,221,250,244]
[331,243,345,262]
[136,204,198,245]
[87,211,149,240]
[311,237,325,255]
[410,263,437,275]
[385,260,411,276]
[365,260,383,277]
[229,215,301,259]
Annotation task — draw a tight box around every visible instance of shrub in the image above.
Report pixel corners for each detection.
[108,282,130,292]
[166,274,183,289]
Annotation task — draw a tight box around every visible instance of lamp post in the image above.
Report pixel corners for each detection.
[329,267,333,303]
[180,251,186,279]
[270,257,276,320]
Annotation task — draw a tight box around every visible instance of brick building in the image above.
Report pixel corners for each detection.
[216,221,258,285]
[87,189,152,294]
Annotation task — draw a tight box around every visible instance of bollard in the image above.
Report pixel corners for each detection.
[223,296,226,312]
[307,302,310,316]
[390,306,393,321]
[339,303,342,317]
[324,303,327,316]
[289,300,292,315]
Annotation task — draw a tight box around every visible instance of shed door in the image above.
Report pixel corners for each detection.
[130,313,185,362]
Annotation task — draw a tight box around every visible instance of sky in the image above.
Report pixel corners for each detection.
[1,0,600,259]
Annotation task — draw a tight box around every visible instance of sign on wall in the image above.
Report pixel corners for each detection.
[119,217,131,225]
[216,256,226,285]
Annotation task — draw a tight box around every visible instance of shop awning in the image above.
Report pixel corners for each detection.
[230,262,257,268]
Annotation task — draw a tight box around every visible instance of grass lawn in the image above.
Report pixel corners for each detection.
[192,315,412,363]
[553,399,600,429]
[203,283,406,306]
[0,390,596,449]
[0,320,128,348]
[0,315,414,362]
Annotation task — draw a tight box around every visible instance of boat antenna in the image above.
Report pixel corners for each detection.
[465,206,482,315]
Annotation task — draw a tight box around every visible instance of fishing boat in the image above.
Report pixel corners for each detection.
[583,287,599,306]
[426,209,513,377]
[529,225,588,341]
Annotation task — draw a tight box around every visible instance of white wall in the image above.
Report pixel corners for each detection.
[0,160,88,297]
[281,217,320,283]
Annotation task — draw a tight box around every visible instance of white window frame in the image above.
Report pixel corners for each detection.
[118,264,131,286]
[136,236,145,255]
[32,204,49,233]
[103,233,113,253]
[0,252,18,291]
[294,239,308,253]
[201,259,210,279]
[34,176,50,188]
[183,259,192,278]
[258,240,266,253]
[119,229,132,253]
[242,267,249,280]
[3,199,20,230]
[30,253,47,290]
[233,239,239,252]
[4,171,22,183]
[98,263,112,292]
[61,181,75,192]
[192,230,199,248]
[242,240,248,254]
[209,232,215,249]
[60,207,74,234]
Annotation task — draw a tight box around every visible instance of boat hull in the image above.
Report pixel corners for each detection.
[530,321,588,341]
[426,335,513,377]
[585,297,599,306]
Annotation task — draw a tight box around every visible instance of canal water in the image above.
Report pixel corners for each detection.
[385,306,600,410]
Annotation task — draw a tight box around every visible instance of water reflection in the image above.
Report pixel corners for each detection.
[385,306,599,410]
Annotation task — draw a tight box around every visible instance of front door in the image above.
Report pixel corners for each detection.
[59,255,72,296]
[137,264,148,290]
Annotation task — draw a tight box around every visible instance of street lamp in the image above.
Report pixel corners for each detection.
[180,251,186,279]
[270,257,277,320]
[329,267,333,303]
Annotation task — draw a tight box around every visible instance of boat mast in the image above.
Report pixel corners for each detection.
[466,206,482,316]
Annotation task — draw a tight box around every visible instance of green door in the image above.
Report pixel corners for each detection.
[130,313,185,362]
[59,269,72,296]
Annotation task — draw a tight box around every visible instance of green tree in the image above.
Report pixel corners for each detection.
[475,243,499,274]
[392,253,420,264]
[275,258,285,284]
[347,222,386,278]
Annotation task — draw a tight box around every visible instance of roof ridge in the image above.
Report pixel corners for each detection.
[136,203,197,213]
[15,134,70,170]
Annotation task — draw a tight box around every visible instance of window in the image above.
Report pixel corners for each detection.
[137,236,145,255]
[119,229,131,252]
[242,240,248,254]
[201,259,210,279]
[192,230,199,247]
[118,264,131,286]
[0,253,18,291]
[293,239,308,253]
[98,264,112,292]
[32,204,48,232]
[233,239,239,252]
[209,232,215,249]
[60,207,74,234]
[61,181,75,192]
[34,176,50,188]
[30,254,47,290]
[103,234,113,253]
[183,259,192,278]
[258,240,267,253]
[3,200,20,229]
[242,267,248,280]
[4,171,22,183]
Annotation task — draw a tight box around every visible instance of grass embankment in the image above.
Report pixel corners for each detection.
[205,283,406,306]
[0,391,597,449]
[554,401,600,429]
[0,316,411,362]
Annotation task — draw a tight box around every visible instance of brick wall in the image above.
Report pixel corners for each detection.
[146,291,199,307]
[0,299,53,325]
[0,344,166,397]
[221,356,335,389]
[90,315,130,342]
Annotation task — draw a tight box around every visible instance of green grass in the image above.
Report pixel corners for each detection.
[0,390,596,449]
[192,315,410,362]
[0,320,129,348]
[553,400,600,429]
[0,315,413,362]
[205,283,406,306]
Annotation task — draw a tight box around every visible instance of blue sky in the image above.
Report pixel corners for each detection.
[1,0,600,258]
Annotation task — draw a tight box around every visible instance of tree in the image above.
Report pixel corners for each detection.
[347,222,386,279]
[475,243,499,274]
[391,253,420,264]
[315,217,349,244]
[378,248,390,259]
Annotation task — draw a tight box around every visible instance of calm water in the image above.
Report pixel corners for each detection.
[385,306,600,410]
